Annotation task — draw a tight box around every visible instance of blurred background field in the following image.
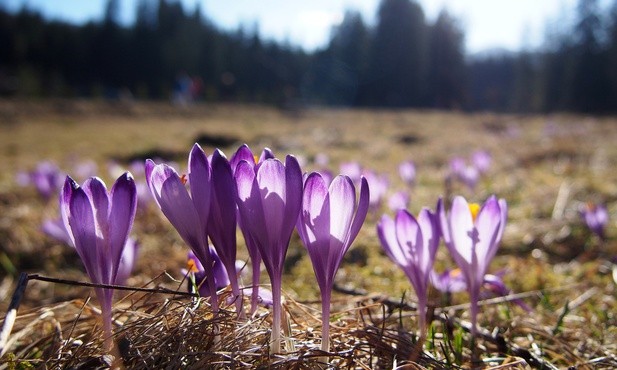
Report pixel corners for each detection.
[0,100,616,368]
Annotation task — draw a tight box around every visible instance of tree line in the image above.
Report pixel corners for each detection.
[1,0,616,113]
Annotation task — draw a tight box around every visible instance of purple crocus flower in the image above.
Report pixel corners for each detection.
[430,268,467,294]
[208,149,244,316]
[60,173,137,346]
[438,195,507,338]
[580,202,609,240]
[230,144,275,315]
[388,190,410,212]
[339,161,362,185]
[235,155,303,353]
[377,207,439,342]
[145,143,220,311]
[18,161,64,201]
[399,160,417,187]
[296,173,369,352]
[362,170,389,211]
[472,150,491,174]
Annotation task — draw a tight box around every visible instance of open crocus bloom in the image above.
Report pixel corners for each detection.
[145,143,220,311]
[438,195,507,337]
[235,155,303,353]
[60,172,137,345]
[297,173,369,352]
[377,207,439,342]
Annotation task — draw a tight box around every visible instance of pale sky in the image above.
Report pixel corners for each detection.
[3,0,589,53]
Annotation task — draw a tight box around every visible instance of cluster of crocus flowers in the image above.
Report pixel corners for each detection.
[296,173,369,352]
[448,150,492,190]
[60,173,137,347]
[377,194,508,352]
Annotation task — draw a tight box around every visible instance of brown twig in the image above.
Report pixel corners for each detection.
[27,274,199,298]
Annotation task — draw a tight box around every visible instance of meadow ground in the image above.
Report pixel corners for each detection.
[0,99,615,368]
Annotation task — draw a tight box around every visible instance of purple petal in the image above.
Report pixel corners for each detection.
[60,177,77,247]
[230,144,255,174]
[347,176,369,246]
[417,208,439,274]
[68,185,100,283]
[474,196,503,278]
[298,173,331,287]
[449,196,474,264]
[148,162,205,251]
[377,214,408,268]
[109,172,137,283]
[328,175,355,246]
[208,149,238,270]
[82,177,110,238]
[188,143,211,227]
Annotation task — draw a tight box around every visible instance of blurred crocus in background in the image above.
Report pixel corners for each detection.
[388,190,410,212]
[16,161,64,201]
[145,144,220,311]
[362,170,389,212]
[339,161,362,185]
[471,150,492,174]
[235,155,303,353]
[377,207,439,345]
[438,195,507,340]
[399,160,416,187]
[60,173,137,347]
[579,202,609,241]
[296,173,369,352]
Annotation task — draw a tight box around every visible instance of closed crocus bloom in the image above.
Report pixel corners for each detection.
[60,173,137,347]
[297,173,369,352]
[438,195,507,338]
[145,143,220,312]
[235,155,303,354]
[230,144,275,315]
[377,207,439,344]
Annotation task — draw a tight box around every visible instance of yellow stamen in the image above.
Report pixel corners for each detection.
[469,203,480,221]
[180,174,188,185]
[253,155,259,164]
[187,258,199,273]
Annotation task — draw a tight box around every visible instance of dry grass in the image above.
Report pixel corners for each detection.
[0,100,616,368]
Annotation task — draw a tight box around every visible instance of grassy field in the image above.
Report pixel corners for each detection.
[0,99,616,368]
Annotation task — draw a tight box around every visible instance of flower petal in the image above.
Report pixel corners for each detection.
[449,196,474,265]
[68,185,100,283]
[109,172,137,283]
[188,143,211,227]
[148,162,205,251]
[208,149,238,270]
